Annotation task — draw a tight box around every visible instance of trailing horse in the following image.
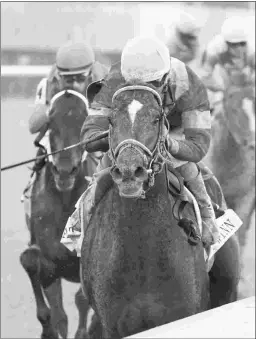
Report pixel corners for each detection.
[80,83,240,339]
[204,83,255,250]
[20,90,95,339]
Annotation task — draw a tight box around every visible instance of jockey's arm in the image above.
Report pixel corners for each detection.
[200,49,225,92]
[167,66,211,163]
[80,104,110,153]
[80,62,124,153]
[29,78,49,134]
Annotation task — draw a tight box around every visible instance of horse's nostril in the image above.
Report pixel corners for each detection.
[135,166,145,178]
[112,167,122,180]
[71,166,78,175]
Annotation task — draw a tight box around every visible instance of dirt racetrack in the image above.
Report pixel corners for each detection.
[1,98,255,338]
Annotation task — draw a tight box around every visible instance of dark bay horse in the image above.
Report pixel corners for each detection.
[204,82,255,250]
[80,83,240,339]
[20,90,96,339]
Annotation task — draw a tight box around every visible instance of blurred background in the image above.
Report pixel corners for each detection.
[1,2,255,338]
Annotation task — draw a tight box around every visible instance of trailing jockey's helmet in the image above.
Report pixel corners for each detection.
[56,41,95,76]
[221,17,247,43]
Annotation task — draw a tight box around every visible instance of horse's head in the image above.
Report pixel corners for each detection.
[48,90,89,191]
[223,84,255,147]
[109,82,167,198]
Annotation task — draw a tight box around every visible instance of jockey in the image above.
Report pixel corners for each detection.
[62,36,221,253]
[200,16,255,113]
[166,11,201,64]
[29,40,109,171]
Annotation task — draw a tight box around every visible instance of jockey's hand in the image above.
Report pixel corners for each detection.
[202,221,219,249]
[166,134,179,155]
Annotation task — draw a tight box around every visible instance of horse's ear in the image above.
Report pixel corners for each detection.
[87,80,104,106]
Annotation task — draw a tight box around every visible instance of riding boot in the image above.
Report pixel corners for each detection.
[185,171,220,249]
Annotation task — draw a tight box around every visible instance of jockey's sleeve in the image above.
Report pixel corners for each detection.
[80,105,110,153]
[29,78,49,134]
[168,65,211,163]
[80,62,124,152]
[200,48,225,92]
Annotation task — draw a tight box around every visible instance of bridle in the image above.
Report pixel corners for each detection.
[48,89,89,116]
[108,85,178,195]
[36,89,89,161]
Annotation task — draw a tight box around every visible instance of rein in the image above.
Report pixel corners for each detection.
[109,85,182,196]
[1,132,109,172]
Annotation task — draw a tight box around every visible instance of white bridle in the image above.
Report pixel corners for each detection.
[48,89,89,115]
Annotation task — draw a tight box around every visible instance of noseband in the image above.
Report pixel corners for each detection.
[109,85,174,190]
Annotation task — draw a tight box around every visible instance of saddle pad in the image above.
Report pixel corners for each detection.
[208,209,243,261]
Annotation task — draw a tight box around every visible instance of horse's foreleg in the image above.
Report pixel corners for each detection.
[74,286,90,339]
[44,278,68,339]
[20,245,59,339]
[209,234,241,308]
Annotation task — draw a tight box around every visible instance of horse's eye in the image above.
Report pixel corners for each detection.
[153,117,160,125]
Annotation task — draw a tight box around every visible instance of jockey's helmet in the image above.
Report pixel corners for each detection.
[221,17,247,43]
[121,36,170,83]
[56,41,95,76]
[175,11,200,37]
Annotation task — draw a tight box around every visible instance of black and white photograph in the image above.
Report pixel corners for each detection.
[1,1,255,338]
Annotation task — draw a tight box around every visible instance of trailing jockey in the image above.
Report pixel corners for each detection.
[166,11,201,65]
[200,16,255,115]
[61,36,222,254]
[21,40,109,199]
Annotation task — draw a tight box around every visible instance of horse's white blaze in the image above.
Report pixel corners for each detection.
[242,98,255,132]
[128,100,143,125]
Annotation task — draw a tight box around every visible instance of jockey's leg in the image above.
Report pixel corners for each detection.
[176,162,219,249]
[197,161,227,211]
[61,153,113,255]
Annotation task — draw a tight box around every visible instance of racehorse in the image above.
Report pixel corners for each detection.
[80,82,240,339]
[20,90,95,339]
[204,81,255,250]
